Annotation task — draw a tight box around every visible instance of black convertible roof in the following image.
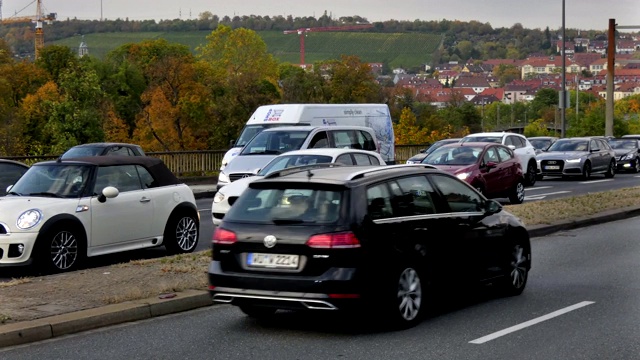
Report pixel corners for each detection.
[35,156,181,187]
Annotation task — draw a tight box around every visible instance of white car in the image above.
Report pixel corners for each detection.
[212,148,386,225]
[0,156,200,272]
[460,132,538,186]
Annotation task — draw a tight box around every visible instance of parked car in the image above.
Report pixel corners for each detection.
[405,138,461,164]
[209,164,531,328]
[217,125,380,190]
[212,148,386,226]
[608,138,640,173]
[528,136,559,155]
[536,137,616,180]
[0,156,199,272]
[60,143,145,160]
[0,159,29,197]
[459,132,538,186]
[422,142,525,204]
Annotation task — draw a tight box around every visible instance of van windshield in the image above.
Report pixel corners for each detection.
[240,130,311,155]
[236,124,308,147]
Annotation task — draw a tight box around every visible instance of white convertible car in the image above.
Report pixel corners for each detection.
[212,148,386,226]
[0,156,199,272]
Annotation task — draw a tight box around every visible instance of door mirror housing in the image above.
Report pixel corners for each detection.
[98,186,119,203]
[485,161,498,169]
[229,139,236,148]
[484,199,502,215]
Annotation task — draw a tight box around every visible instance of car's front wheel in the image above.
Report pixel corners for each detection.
[508,180,525,204]
[582,161,591,180]
[604,160,615,178]
[164,212,199,255]
[499,238,530,296]
[634,158,640,173]
[37,225,85,273]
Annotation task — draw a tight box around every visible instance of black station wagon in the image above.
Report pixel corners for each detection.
[208,164,532,328]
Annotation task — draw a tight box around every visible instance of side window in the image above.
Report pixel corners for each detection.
[483,147,500,164]
[368,155,381,165]
[496,147,514,162]
[136,166,158,189]
[597,139,610,150]
[394,176,436,215]
[590,140,599,151]
[331,130,354,148]
[366,183,393,220]
[336,154,354,165]
[515,136,526,148]
[353,153,372,165]
[429,174,483,213]
[114,165,143,192]
[504,136,515,147]
[360,131,377,151]
[309,131,329,148]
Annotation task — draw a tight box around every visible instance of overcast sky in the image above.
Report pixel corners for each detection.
[5,0,639,31]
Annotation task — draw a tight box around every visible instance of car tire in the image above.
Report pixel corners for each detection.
[499,237,530,296]
[582,161,591,180]
[384,264,425,328]
[508,180,525,204]
[604,160,615,178]
[37,225,85,273]
[634,158,640,173]
[239,305,278,319]
[164,212,199,255]
[524,161,537,186]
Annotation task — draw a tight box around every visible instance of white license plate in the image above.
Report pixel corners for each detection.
[545,165,560,170]
[247,253,300,269]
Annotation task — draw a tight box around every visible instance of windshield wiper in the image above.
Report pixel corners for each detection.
[7,191,22,196]
[27,192,64,198]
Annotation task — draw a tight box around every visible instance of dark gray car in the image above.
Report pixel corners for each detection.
[608,138,640,173]
[536,137,616,180]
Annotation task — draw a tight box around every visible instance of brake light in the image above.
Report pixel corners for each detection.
[328,293,361,299]
[306,232,361,248]
[212,228,237,244]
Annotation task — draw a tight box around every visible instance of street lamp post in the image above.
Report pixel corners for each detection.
[560,0,566,138]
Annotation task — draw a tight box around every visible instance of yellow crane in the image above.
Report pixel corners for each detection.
[1,0,56,59]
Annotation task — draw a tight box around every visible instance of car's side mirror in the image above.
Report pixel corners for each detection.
[485,161,497,169]
[484,199,502,215]
[98,186,119,203]
[252,167,261,175]
[229,139,236,148]
[507,145,516,150]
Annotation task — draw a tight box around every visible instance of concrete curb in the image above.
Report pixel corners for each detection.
[527,205,640,238]
[0,290,212,348]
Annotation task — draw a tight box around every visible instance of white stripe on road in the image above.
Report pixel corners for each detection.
[469,301,595,344]
[579,179,614,184]
[526,186,552,191]
[524,191,571,200]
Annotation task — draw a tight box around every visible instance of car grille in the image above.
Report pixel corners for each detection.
[541,160,565,174]
[229,173,253,182]
[228,196,239,206]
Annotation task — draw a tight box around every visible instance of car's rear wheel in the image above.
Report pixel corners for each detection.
[37,225,84,273]
[582,161,591,180]
[239,305,277,319]
[499,238,530,296]
[508,180,525,204]
[384,265,424,328]
[604,160,615,178]
[524,161,537,186]
[164,212,199,255]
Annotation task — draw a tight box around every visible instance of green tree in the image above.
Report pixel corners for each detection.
[36,45,79,84]
[319,55,383,104]
[278,63,327,103]
[530,88,558,118]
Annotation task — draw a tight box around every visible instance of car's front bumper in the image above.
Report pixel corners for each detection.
[616,159,637,171]
[537,160,583,176]
[0,231,38,266]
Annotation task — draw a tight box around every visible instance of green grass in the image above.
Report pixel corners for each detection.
[53,31,442,68]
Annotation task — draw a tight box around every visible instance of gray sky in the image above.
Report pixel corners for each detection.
[5,0,639,31]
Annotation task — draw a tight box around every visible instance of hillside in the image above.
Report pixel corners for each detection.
[52,30,443,68]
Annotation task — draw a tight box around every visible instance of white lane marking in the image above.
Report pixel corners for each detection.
[198,208,211,212]
[469,301,595,344]
[524,191,571,200]
[526,186,552,191]
[579,179,613,184]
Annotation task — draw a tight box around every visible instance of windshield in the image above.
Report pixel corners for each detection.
[609,139,637,150]
[258,155,333,176]
[423,146,483,166]
[9,164,92,198]
[530,139,552,150]
[240,130,310,155]
[225,187,343,224]
[236,124,307,148]
[61,147,103,159]
[547,140,589,152]
[460,136,501,144]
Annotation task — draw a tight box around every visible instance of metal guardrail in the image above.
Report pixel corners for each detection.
[2,145,429,176]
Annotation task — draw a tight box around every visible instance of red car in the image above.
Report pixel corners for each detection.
[422,142,525,204]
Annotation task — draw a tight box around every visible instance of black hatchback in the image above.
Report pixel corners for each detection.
[208,164,531,328]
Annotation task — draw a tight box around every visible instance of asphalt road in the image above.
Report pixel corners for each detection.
[3,217,640,359]
[523,171,640,202]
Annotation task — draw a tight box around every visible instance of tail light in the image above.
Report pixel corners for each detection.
[306,231,361,249]
[213,228,237,244]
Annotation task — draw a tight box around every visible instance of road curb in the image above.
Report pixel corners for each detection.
[527,205,640,238]
[0,290,212,348]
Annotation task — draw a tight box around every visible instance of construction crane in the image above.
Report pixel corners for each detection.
[283,24,374,66]
[1,0,56,59]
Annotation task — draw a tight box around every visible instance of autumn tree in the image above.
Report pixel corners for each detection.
[319,55,383,104]
[278,63,327,103]
[523,119,555,137]
[394,107,429,145]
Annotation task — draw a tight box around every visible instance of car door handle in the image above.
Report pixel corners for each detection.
[415,228,428,231]
[140,197,151,203]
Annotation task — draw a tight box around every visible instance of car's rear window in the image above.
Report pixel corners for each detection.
[225,187,343,224]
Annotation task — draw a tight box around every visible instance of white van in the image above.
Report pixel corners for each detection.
[220,104,395,169]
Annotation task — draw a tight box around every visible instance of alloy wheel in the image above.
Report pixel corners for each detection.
[636,159,640,173]
[175,216,198,251]
[510,245,528,289]
[50,231,78,271]
[397,268,422,321]
[516,182,525,202]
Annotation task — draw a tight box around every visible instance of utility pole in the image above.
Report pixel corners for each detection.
[560,0,567,138]
[576,74,579,122]
[605,18,615,137]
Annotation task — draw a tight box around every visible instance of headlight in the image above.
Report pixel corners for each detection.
[218,172,230,183]
[565,158,581,163]
[456,172,472,180]
[622,153,635,160]
[213,192,226,204]
[16,209,43,230]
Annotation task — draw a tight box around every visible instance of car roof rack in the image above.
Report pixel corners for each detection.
[347,164,437,180]
[263,163,344,179]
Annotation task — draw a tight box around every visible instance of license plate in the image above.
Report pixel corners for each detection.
[545,165,560,170]
[247,253,300,269]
